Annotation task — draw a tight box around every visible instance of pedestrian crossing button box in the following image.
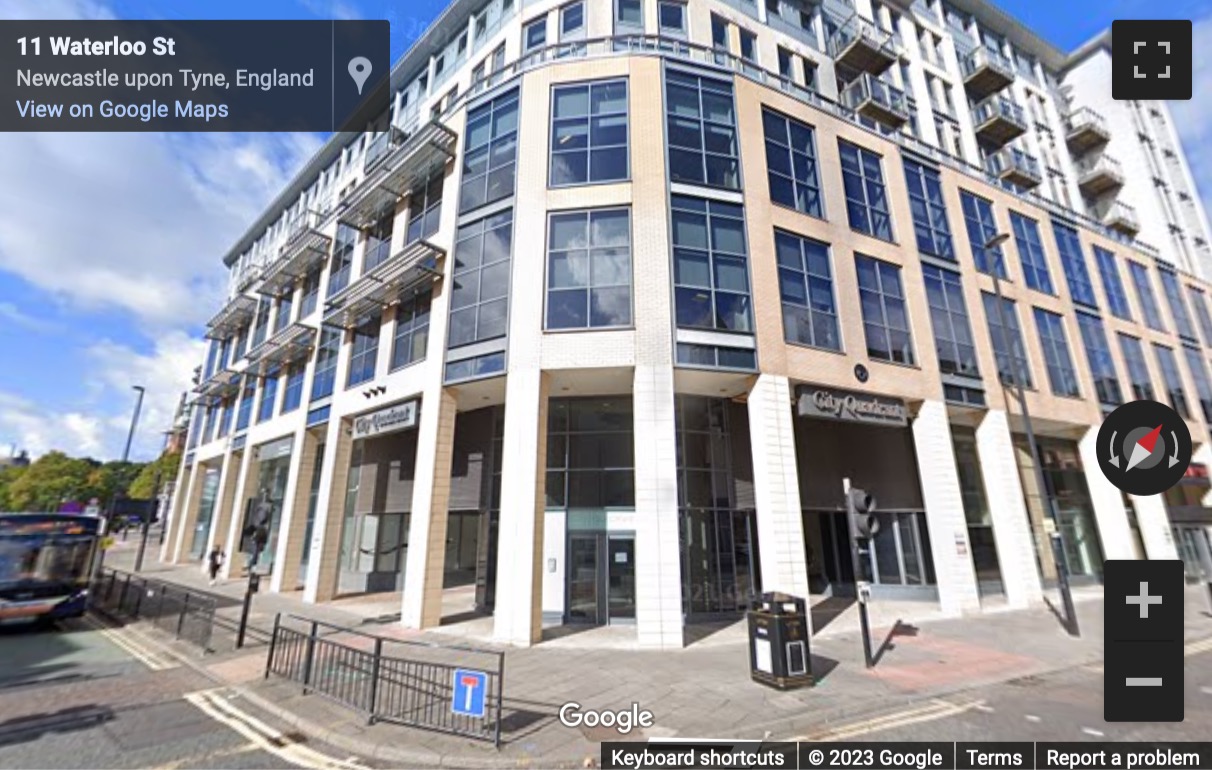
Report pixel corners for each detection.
[747,592,813,690]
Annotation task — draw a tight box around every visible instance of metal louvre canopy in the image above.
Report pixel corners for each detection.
[205,294,258,340]
[259,215,332,298]
[245,322,318,373]
[194,369,241,400]
[337,121,458,230]
[323,240,445,329]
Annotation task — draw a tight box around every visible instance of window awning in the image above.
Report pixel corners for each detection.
[337,120,458,230]
[322,240,445,330]
[245,322,318,373]
[204,295,258,340]
[194,368,241,401]
[259,212,332,298]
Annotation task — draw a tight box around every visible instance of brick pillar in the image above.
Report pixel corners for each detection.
[975,410,1044,608]
[270,429,315,593]
[747,375,811,604]
[1128,493,1180,560]
[633,365,684,649]
[220,448,259,579]
[912,399,981,615]
[401,388,459,629]
[165,461,200,564]
[492,370,549,646]
[303,420,354,604]
[1078,427,1137,560]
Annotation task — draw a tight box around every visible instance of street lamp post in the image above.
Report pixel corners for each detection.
[122,385,146,463]
[984,233,1080,637]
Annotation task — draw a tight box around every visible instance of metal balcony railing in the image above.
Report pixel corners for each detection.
[841,73,909,126]
[1105,200,1141,234]
[827,14,898,74]
[972,96,1027,145]
[1076,153,1124,194]
[961,47,1014,97]
[985,146,1041,186]
[1065,106,1111,151]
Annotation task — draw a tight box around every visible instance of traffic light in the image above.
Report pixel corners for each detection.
[847,487,880,540]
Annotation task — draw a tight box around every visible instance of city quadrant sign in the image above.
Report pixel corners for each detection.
[796,385,907,427]
[352,400,418,439]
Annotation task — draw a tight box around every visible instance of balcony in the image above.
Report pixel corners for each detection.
[245,322,317,374]
[322,239,446,329]
[972,96,1027,147]
[985,147,1041,189]
[258,210,332,298]
[194,368,241,402]
[204,294,258,340]
[1105,200,1141,236]
[827,14,898,75]
[1076,153,1124,196]
[961,47,1014,99]
[1065,107,1111,156]
[840,73,909,128]
[338,120,458,230]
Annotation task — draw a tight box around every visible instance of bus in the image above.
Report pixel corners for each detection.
[0,512,104,624]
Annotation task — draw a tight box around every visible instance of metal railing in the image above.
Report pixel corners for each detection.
[266,614,506,746]
[1065,106,1110,139]
[90,568,216,653]
[1106,200,1141,231]
[827,13,897,60]
[961,46,1014,81]
[972,96,1026,129]
[1075,153,1124,182]
[985,146,1041,181]
[840,73,908,118]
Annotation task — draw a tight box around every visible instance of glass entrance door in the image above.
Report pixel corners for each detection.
[567,534,635,625]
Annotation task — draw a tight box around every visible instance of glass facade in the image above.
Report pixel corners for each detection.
[1052,222,1097,309]
[1118,333,1156,401]
[1033,308,1079,397]
[1181,345,1212,422]
[1075,312,1123,406]
[961,190,1005,277]
[775,230,839,350]
[840,140,892,241]
[550,79,629,186]
[346,315,381,388]
[546,208,632,329]
[923,264,980,379]
[855,254,914,365]
[1128,260,1166,331]
[1010,211,1053,293]
[903,159,955,261]
[763,107,823,217]
[391,291,431,370]
[666,70,739,190]
[1154,343,1192,419]
[406,173,444,245]
[310,329,341,401]
[982,292,1032,387]
[671,196,752,333]
[448,210,513,349]
[1093,246,1132,320]
[1159,268,1198,342]
[545,398,634,509]
[327,224,356,298]
[460,89,519,212]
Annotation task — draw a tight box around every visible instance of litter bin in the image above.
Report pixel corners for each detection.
[747,592,812,690]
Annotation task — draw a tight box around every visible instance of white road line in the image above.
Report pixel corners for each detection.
[794,698,983,741]
[1081,727,1105,737]
[149,741,261,770]
[1186,637,1212,656]
[83,617,176,671]
[974,702,995,713]
[185,690,369,770]
[1025,715,1041,723]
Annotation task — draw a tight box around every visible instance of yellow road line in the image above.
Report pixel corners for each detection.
[795,698,984,741]
[83,617,176,671]
[185,690,369,770]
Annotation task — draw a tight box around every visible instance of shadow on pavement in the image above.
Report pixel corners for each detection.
[872,620,918,666]
[810,596,854,635]
[0,704,115,747]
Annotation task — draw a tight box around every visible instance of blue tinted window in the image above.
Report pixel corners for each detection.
[903,160,954,260]
[1033,308,1079,397]
[1075,312,1122,406]
[1052,222,1096,308]
[961,191,1004,277]
[856,254,915,365]
[1010,211,1052,293]
[1093,247,1131,320]
[840,140,892,241]
[1127,261,1166,331]
[774,230,839,350]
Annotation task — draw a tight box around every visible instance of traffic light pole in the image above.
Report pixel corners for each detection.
[990,273,1080,637]
[843,477,876,668]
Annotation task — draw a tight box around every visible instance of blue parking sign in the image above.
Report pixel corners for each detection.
[451,668,488,718]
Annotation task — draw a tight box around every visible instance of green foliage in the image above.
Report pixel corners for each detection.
[0,451,180,512]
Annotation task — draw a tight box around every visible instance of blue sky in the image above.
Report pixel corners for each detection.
[1,0,1210,462]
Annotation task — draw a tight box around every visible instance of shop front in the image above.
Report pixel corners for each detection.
[188,465,221,561]
[238,436,293,572]
[794,385,937,601]
[337,400,419,595]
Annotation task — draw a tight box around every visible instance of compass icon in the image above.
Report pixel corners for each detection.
[1096,399,1192,495]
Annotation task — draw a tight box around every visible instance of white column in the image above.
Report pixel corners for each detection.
[1128,493,1179,560]
[165,461,200,563]
[492,369,548,646]
[1078,427,1137,560]
[269,429,307,593]
[220,448,257,579]
[912,400,981,615]
[747,375,811,603]
[975,410,1044,608]
[303,419,353,604]
[633,365,683,649]
[401,388,458,629]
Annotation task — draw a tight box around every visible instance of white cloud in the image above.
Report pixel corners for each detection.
[1170,13,1212,220]
[0,391,105,458]
[0,302,58,333]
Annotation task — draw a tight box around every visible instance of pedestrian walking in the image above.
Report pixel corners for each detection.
[207,545,225,585]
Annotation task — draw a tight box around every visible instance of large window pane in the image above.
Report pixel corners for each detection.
[671,196,752,336]
[550,79,629,186]
[546,208,632,329]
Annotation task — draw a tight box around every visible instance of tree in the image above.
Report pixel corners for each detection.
[128,451,181,499]
[0,465,26,512]
[5,452,97,512]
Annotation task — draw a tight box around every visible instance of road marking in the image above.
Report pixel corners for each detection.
[83,617,176,671]
[185,689,370,770]
[794,698,983,741]
[1082,727,1105,737]
[149,741,261,770]
[1186,637,1212,656]
[1025,714,1041,723]
[974,702,995,713]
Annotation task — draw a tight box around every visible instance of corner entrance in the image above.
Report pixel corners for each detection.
[566,533,636,625]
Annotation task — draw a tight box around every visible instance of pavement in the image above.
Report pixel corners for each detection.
[98,535,1212,769]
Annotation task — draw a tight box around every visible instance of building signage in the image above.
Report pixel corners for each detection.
[796,385,907,427]
[352,400,419,439]
[256,436,294,461]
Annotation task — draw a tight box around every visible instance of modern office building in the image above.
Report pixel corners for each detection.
[163,0,1212,648]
